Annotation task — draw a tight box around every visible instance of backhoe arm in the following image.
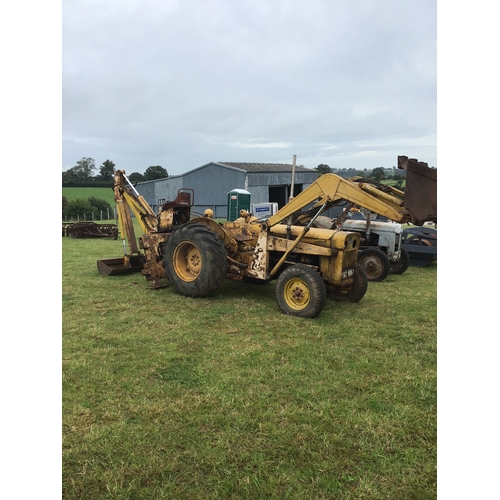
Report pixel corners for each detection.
[113,170,158,254]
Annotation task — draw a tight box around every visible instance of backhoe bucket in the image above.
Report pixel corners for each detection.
[97,254,145,276]
[398,156,437,225]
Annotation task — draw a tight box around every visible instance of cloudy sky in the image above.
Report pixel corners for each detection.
[62,0,437,176]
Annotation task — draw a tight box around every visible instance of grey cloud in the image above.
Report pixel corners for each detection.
[63,0,436,174]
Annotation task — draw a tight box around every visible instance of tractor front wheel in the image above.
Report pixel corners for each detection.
[275,264,327,318]
[329,264,368,302]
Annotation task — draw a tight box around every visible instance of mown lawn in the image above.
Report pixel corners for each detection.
[62,234,436,499]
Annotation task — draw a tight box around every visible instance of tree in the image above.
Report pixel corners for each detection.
[394,179,405,190]
[73,157,96,179]
[370,167,386,181]
[64,198,97,219]
[144,166,168,181]
[314,164,332,177]
[88,197,111,213]
[62,196,69,217]
[62,169,78,181]
[62,157,96,181]
[99,160,115,181]
[129,172,145,183]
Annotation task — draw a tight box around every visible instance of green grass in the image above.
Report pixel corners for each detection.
[381,179,405,188]
[63,234,436,499]
[63,187,116,206]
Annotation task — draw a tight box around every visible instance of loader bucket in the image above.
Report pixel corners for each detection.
[398,156,437,226]
[97,254,145,276]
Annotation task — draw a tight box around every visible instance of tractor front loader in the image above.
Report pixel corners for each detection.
[300,156,437,281]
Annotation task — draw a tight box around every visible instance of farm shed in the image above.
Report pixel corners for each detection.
[135,162,318,219]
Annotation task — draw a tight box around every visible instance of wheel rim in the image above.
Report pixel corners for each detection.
[360,254,384,279]
[283,277,310,310]
[390,258,403,271]
[420,238,436,247]
[173,241,202,282]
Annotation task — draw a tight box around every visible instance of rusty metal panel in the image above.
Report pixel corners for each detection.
[398,156,437,225]
[267,236,333,256]
[319,231,360,286]
[245,231,269,279]
[63,222,118,239]
[97,255,144,276]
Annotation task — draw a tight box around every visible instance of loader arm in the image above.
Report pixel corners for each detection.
[266,156,436,227]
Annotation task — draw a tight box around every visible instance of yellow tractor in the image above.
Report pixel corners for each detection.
[98,156,436,318]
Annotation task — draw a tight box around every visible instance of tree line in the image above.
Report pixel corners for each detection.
[62,157,169,219]
[314,164,407,182]
[62,195,113,220]
[62,157,169,187]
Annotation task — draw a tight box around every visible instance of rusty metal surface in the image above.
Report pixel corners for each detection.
[401,226,437,267]
[139,233,169,288]
[63,222,118,239]
[97,255,145,276]
[398,156,437,225]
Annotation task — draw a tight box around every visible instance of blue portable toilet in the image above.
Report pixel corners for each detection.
[227,189,251,221]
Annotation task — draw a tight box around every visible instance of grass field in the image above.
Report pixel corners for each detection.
[62,187,116,207]
[62,232,437,499]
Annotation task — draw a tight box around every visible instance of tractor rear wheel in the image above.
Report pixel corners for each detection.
[275,264,327,318]
[358,248,390,282]
[329,264,368,302]
[163,223,227,297]
[390,248,410,275]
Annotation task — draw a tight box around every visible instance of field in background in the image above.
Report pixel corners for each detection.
[62,234,437,499]
[62,187,116,206]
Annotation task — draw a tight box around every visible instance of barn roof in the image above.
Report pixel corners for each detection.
[217,162,315,173]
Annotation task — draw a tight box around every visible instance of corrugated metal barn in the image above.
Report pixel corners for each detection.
[136,162,319,219]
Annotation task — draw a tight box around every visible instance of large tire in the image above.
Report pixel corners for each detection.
[390,248,410,275]
[163,223,227,297]
[330,263,368,302]
[358,248,390,282]
[275,264,327,318]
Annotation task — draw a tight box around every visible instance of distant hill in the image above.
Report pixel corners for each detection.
[62,187,116,207]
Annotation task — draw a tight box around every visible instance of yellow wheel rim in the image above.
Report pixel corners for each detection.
[173,242,202,282]
[283,277,310,310]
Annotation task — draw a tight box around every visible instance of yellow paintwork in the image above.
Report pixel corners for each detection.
[282,276,311,310]
[172,241,202,282]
